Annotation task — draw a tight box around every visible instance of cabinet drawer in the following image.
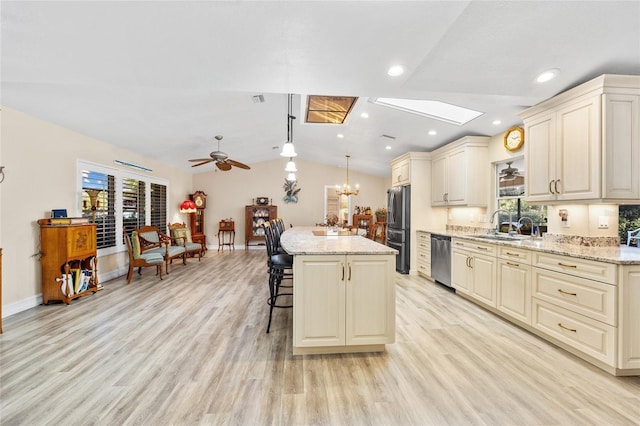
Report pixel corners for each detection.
[532,299,616,366]
[417,249,430,265]
[416,232,430,243]
[498,246,531,264]
[532,252,616,284]
[533,268,616,326]
[417,262,431,278]
[452,238,496,256]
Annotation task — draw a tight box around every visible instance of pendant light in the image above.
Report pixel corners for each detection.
[282,93,297,182]
[280,94,297,158]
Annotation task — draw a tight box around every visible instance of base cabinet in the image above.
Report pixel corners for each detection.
[618,266,640,370]
[451,237,640,376]
[497,258,531,325]
[293,254,395,350]
[451,239,496,307]
[416,231,431,278]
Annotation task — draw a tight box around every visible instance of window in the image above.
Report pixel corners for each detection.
[619,205,640,244]
[496,158,547,233]
[122,177,146,240]
[81,170,116,249]
[78,161,169,255]
[150,183,167,231]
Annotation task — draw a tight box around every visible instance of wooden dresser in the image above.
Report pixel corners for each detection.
[38,221,99,305]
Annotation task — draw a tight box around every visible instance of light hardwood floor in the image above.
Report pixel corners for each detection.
[1,250,640,426]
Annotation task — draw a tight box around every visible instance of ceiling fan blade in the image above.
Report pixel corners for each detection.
[189,158,213,162]
[227,159,251,170]
[191,159,214,167]
[216,161,232,171]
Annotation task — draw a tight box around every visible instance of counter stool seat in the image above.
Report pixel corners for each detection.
[263,221,293,333]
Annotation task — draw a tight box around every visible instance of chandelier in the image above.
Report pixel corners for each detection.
[336,155,359,196]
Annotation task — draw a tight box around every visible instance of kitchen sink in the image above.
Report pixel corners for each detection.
[467,234,525,241]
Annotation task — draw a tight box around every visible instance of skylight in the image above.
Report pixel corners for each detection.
[305,95,358,124]
[371,98,483,126]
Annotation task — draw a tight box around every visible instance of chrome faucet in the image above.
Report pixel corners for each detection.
[489,209,513,235]
[518,216,535,237]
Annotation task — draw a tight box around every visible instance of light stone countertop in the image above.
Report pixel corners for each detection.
[281,227,397,256]
[419,230,640,265]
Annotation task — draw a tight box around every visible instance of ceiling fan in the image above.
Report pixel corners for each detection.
[499,162,521,181]
[188,135,250,171]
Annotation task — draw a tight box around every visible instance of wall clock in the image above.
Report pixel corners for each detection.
[504,126,524,151]
[191,191,207,209]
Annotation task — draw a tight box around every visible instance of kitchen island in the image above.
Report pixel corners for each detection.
[280,227,397,355]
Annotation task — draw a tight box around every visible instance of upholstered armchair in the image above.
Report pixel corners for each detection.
[136,225,187,273]
[167,223,204,259]
[125,231,163,283]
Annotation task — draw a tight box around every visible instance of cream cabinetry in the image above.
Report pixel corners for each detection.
[431,136,489,207]
[520,74,640,203]
[391,158,410,186]
[451,238,496,306]
[293,254,396,351]
[603,94,640,199]
[453,237,640,376]
[531,252,618,368]
[416,231,431,279]
[497,246,532,325]
[618,265,640,370]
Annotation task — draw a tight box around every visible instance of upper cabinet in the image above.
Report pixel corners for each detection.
[519,74,640,204]
[390,152,430,187]
[431,136,489,207]
[390,157,410,186]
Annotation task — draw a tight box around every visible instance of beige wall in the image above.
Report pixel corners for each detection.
[0,107,193,315]
[193,157,388,247]
[0,107,388,317]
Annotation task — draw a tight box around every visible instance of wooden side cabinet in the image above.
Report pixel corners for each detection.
[245,205,277,249]
[38,221,99,305]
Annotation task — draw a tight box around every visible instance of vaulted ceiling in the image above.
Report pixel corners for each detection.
[2,1,639,176]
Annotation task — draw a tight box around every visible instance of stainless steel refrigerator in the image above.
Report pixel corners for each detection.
[386,185,410,274]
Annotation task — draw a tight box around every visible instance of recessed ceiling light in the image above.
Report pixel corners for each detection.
[360,112,369,118]
[385,146,392,150]
[428,130,437,136]
[337,134,344,138]
[492,120,501,125]
[536,68,560,83]
[387,65,405,77]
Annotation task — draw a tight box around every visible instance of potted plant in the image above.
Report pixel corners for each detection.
[375,207,387,223]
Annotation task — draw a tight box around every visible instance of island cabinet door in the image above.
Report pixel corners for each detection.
[346,254,396,345]
[293,255,346,347]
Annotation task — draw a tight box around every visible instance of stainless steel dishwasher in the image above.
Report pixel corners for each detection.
[430,233,452,288]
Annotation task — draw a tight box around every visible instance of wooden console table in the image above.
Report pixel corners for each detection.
[218,220,235,251]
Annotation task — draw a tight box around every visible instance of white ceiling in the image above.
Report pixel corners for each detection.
[2,1,639,177]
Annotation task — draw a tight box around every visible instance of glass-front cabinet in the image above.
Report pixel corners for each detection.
[245,205,278,249]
